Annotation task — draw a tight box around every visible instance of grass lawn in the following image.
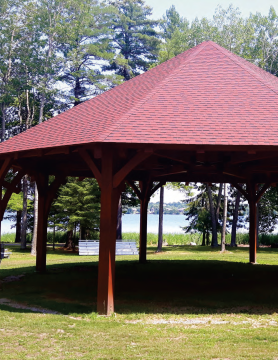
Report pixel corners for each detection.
[1,245,278,359]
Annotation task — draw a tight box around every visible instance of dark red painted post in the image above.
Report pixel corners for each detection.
[36,173,49,273]
[97,148,119,315]
[139,181,149,263]
[248,184,257,264]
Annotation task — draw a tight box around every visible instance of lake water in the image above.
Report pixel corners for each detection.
[2,214,255,235]
[123,214,188,234]
[1,214,188,235]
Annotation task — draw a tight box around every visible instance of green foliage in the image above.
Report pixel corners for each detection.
[158,3,278,73]
[52,177,100,237]
[257,187,278,233]
[183,184,221,236]
[105,0,161,79]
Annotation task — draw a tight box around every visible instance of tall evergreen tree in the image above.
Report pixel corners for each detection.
[52,177,101,244]
[105,0,160,80]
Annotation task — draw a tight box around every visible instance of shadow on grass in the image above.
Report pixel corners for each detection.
[1,252,278,316]
[3,246,79,255]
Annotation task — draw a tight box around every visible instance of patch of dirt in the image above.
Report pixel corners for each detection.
[0,275,25,283]
[0,298,60,315]
[125,316,278,328]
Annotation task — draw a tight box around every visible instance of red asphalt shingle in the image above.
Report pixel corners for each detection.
[1,40,278,154]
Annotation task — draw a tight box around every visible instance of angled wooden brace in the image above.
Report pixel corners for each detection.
[255,182,271,203]
[0,157,14,183]
[78,148,102,186]
[0,170,25,221]
[45,175,67,216]
[148,181,166,200]
[231,182,250,201]
[126,180,142,200]
[113,151,152,188]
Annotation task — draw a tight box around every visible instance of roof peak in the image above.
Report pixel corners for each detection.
[1,40,278,153]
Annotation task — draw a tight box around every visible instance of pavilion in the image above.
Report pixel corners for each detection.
[0,41,278,315]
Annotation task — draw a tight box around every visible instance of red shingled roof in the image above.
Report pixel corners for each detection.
[1,40,278,154]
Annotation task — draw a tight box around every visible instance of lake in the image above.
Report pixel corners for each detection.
[2,214,253,235]
[123,214,188,234]
[1,214,188,235]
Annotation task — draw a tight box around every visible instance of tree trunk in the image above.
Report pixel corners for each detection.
[1,104,6,142]
[66,230,75,251]
[231,190,240,247]
[53,222,55,251]
[74,77,82,106]
[15,210,22,243]
[249,199,257,264]
[38,94,45,124]
[206,231,210,246]
[202,230,206,246]
[116,196,122,240]
[31,96,44,255]
[139,181,150,263]
[215,183,223,223]
[157,186,164,252]
[20,175,28,250]
[256,201,260,249]
[79,225,85,240]
[207,184,218,247]
[221,183,228,252]
[31,183,38,255]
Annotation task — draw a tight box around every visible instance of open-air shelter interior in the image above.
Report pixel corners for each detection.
[0,41,278,315]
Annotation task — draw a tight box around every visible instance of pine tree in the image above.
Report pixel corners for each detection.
[105,0,161,80]
[52,177,101,247]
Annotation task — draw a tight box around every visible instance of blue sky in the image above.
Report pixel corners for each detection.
[146,0,276,20]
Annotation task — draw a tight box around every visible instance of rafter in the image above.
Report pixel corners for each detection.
[44,147,70,156]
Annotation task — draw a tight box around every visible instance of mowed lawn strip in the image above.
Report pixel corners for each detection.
[1,245,278,359]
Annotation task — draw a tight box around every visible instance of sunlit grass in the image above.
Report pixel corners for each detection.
[1,245,278,359]
[0,245,278,360]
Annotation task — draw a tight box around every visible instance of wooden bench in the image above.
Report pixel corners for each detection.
[79,240,139,256]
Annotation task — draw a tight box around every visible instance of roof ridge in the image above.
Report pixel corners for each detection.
[210,42,278,96]
[101,41,209,141]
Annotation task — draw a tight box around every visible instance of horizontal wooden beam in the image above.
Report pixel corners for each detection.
[44,147,70,156]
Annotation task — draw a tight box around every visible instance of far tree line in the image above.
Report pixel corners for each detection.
[1,0,278,252]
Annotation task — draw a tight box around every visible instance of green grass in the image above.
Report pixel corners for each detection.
[1,231,80,244]
[123,231,278,246]
[3,230,278,246]
[1,245,278,358]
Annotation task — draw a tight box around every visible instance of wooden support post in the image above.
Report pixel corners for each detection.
[97,148,119,315]
[248,184,257,264]
[36,173,49,273]
[139,181,149,264]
